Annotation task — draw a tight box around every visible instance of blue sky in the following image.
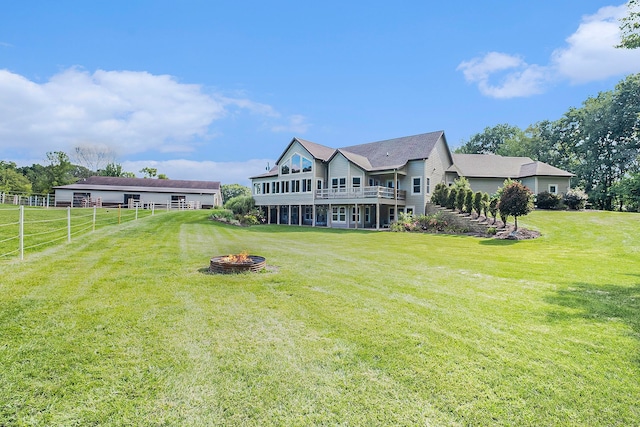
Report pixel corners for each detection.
[2,1,640,186]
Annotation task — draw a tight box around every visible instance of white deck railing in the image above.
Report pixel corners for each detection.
[315,186,406,200]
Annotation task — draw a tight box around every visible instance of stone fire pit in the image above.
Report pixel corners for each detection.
[209,252,266,274]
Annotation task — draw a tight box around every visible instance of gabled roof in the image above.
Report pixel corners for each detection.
[340,131,444,170]
[450,154,574,178]
[275,137,335,165]
[54,176,220,192]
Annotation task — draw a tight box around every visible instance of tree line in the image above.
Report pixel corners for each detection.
[0,147,167,196]
[456,73,640,211]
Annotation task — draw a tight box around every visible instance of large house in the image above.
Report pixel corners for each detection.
[250,131,573,229]
[54,176,222,209]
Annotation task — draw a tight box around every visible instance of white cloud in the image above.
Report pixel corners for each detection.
[0,67,309,159]
[270,114,310,133]
[457,52,549,98]
[458,4,640,98]
[551,5,640,83]
[122,158,273,187]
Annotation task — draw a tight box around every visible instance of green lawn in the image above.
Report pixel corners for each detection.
[0,210,638,426]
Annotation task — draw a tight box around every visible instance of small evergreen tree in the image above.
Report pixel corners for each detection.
[489,196,499,224]
[473,191,483,216]
[481,192,490,218]
[456,187,466,212]
[446,188,458,210]
[464,189,474,214]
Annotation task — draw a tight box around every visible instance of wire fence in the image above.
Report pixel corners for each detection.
[0,205,162,261]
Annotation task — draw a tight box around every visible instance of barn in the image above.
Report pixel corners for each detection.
[54,176,222,209]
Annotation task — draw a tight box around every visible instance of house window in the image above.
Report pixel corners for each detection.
[302,178,312,192]
[351,207,361,222]
[389,208,395,223]
[291,154,301,173]
[549,184,558,194]
[253,183,261,195]
[332,177,346,191]
[291,180,300,193]
[302,157,312,172]
[274,181,280,193]
[262,182,269,194]
[332,206,346,222]
[365,207,371,223]
[283,181,290,193]
[352,177,361,188]
[281,159,290,175]
[412,177,421,194]
[317,179,323,190]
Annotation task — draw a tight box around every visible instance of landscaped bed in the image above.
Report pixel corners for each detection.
[0,209,638,425]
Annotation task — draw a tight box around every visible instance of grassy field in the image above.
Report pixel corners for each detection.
[0,209,638,425]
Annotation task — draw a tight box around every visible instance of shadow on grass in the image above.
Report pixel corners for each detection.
[478,239,519,246]
[545,281,640,353]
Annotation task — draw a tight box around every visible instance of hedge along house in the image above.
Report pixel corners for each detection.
[447,153,574,195]
[250,131,575,229]
[251,131,454,229]
[54,176,222,209]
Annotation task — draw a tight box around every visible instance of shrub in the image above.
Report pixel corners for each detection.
[464,190,474,214]
[488,196,499,224]
[431,183,449,206]
[224,195,255,215]
[473,191,483,216]
[390,212,418,232]
[210,208,235,222]
[481,192,490,218]
[416,212,449,232]
[563,188,588,210]
[446,188,458,210]
[536,191,561,209]
[456,188,466,212]
[487,226,497,235]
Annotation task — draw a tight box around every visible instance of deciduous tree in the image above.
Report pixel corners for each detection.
[498,181,533,230]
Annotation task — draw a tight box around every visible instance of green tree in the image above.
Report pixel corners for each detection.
[431,182,449,206]
[488,196,499,224]
[612,172,640,211]
[473,191,483,216]
[456,124,522,154]
[456,187,466,212]
[618,0,640,49]
[44,151,75,192]
[464,189,474,214]
[0,161,32,194]
[100,163,133,177]
[481,192,490,218]
[140,167,157,178]
[446,188,457,210]
[499,182,534,230]
[221,184,251,202]
[560,74,640,210]
[157,173,169,180]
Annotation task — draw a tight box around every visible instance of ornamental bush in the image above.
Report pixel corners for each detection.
[563,188,588,210]
[536,191,561,209]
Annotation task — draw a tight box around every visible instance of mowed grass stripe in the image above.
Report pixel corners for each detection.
[0,210,638,425]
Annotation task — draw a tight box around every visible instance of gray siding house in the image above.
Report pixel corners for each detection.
[54,176,222,209]
[250,131,573,229]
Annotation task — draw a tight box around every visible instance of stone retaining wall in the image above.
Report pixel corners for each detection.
[425,203,493,234]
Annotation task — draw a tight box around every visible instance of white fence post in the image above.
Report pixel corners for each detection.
[135,205,139,220]
[19,206,24,261]
[93,206,97,232]
[67,207,71,243]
